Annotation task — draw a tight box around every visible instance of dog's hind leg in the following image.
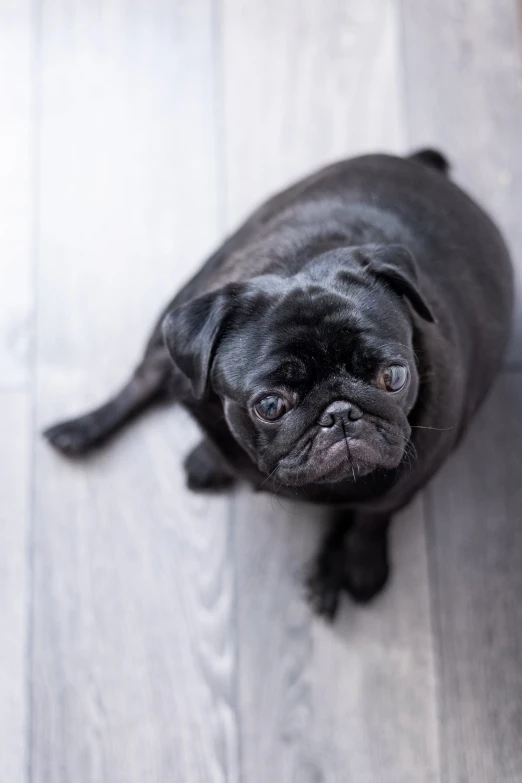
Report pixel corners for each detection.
[43,343,176,456]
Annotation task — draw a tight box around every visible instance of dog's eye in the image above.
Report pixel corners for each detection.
[380,365,408,392]
[254,395,289,421]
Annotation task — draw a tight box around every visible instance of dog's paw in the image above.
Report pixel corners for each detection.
[43,418,97,456]
[184,442,235,493]
[306,569,342,621]
[345,556,389,604]
[305,554,347,621]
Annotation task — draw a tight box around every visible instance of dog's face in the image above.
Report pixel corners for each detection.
[164,246,434,486]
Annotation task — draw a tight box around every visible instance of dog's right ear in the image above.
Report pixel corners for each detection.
[162,284,241,400]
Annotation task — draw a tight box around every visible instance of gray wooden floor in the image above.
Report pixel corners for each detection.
[1,0,522,781]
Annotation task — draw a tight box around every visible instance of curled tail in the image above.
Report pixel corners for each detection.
[409,148,450,175]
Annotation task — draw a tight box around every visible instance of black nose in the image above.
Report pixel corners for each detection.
[317,400,364,428]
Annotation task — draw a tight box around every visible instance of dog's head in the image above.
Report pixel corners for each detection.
[163,245,435,486]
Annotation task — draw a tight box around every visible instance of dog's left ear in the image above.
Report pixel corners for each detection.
[365,245,436,323]
[162,284,240,399]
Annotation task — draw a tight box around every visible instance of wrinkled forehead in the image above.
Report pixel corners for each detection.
[223,278,414,392]
[248,271,411,334]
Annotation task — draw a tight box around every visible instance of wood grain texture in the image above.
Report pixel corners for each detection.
[0,0,34,387]
[309,497,440,783]
[32,1,238,781]
[233,495,440,783]
[0,393,30,783]
[426,374,522,783]
[3,0,518,780]
[222,1,439,779]
[400,0,522,364]
[0,2,33,778]
[220,0,405,228]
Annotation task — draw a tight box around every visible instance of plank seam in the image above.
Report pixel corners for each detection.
[26,0,42,780]
[211,0,229,235]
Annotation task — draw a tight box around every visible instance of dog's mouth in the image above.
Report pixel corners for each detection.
[268,425,407,487]
[275,440,379,486]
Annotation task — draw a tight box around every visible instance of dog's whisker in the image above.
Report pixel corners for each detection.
[341,420,356,483]
[410,425,455,431]
[261,463,279,487]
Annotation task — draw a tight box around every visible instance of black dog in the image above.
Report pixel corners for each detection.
[44,150,514,619]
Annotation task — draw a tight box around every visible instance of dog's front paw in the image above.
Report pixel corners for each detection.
[306,539,348,621]
[306,566,343,621]
[345,550,389,604]
[43,418,98,456]
[184,441,236,493]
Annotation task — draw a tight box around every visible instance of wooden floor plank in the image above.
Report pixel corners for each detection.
[0,0,34,387]
[309,497,440,783]
[0,3,34,779]
[0,393,30,783]
[222,1,439,779]
[233,496,440,783]
[220,0,405,229]
[402,4,522,775]
[400,0,522,364]
[425,373,522,782]
[32,2,238,781]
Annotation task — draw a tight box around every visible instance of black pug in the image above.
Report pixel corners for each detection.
[44,150,514,620]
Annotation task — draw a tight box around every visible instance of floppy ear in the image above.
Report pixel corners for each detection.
[364,245,436,323]
[162,285,238,399]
